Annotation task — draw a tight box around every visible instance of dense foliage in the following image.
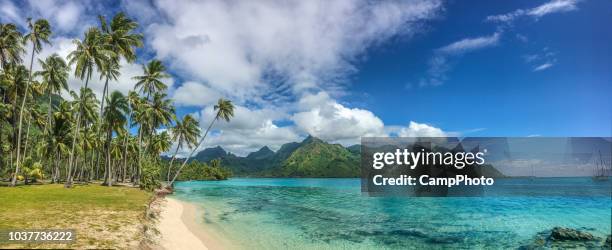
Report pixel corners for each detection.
[190,136,361,177]
[0,13,234,189]
[166,159,232,181]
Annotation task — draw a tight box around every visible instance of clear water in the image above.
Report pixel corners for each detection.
[173,178,612,249]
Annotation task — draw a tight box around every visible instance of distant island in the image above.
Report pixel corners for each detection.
[169,136,505,178]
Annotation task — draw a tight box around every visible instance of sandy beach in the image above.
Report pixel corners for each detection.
[157,197,230,250]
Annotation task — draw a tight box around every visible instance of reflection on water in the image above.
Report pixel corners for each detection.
[173,178,611,249]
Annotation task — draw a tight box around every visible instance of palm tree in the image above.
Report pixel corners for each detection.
[2,64,29,184]
[151,131,171,159]
[167,114,200,181]
[49,100,73,183]
[133,60,169,100]
[170,99,234,186]
[36,54,69,134]
[97,12,142,126]
[0,23,24,69]
[102,91,128,186]
[65,27,111,188]
[12,18,51,187]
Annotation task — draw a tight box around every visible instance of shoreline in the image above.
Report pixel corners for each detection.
[158,197,231,250]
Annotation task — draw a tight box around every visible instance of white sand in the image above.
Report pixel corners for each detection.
[158,197,209,250]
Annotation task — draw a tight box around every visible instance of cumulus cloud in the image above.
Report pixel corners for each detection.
[397,121,446,137]
[132,0,443,103]
[193,105,300,156]
[172,81,222,107]
[420,32,501,87]
[292,92,386,145]
[486,0,580,23]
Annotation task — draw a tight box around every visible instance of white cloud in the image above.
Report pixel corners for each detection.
[133,0,443,103]
[420,32,501,87]
[0,1,21,23]
[436,32,501,55]
[524,47,557,72]
[533,62,554,72]
[397,121,446,137]
[486,0,580,23]
[292,92,386,145]
[172,81,222,107]
[193,105,300,156]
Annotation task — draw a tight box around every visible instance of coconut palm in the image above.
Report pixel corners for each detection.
[1,64,29,184]
[64,87,99,186]
[36,54,69,134]
[0,23,24,69]
[151,131,171,158]
[170,99,234,186]
[133,60,169,100]
[145,93,175,141]
[97,12,142,126]
[13,18,52,187]
[167,114,200,181]
[65,27,111,188]
[102,91,128,186]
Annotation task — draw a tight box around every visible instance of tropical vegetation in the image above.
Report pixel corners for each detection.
[0,13,234,190]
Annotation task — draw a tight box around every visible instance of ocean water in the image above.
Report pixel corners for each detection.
[173,178,612,249]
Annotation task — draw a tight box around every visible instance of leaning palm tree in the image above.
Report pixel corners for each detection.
[169,99,234,186]
[36,54,69,134]
[167,114,200,181]
[65,27,111,188]
[133,59,169,100]
[12,18,51,187]
[102,91,128,186]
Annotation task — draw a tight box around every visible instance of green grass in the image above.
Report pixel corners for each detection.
[0,184,151,249]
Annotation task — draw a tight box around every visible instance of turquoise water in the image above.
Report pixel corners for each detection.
[173,178,611,249]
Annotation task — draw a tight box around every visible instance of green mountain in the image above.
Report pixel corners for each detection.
[189,136,506,178]
[265,136,360,177]
[191,135,360,177]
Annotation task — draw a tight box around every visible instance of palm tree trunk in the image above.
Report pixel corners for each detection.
[135,128,143,186]
[65,72,91,188]
[11,44,36,186]
[104,129,113,187]
[45,92,52,133]
[167,146,181,182]
[22,116,31,164]
[170,116,217,186]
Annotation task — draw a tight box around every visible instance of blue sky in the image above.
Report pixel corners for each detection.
[347,0,611,137]
[1,0,610,155]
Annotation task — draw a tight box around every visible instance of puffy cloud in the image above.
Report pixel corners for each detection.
[133,0,443,103]
[486,0,580,23]
[397,121,446,137]
[26,0,83,32]
[190,105,300,156]
[292,92,386,145]
[172,81,222,107]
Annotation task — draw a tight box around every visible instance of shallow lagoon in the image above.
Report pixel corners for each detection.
[174,178,611,249]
